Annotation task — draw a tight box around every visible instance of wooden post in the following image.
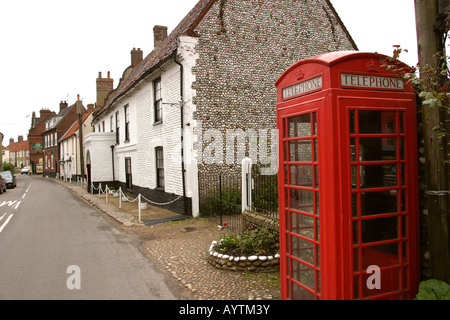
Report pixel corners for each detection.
[415,0,450,283]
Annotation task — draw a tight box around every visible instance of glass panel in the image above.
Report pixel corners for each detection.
[289,140,312,162]
[352,193,358,217]
[292,282,315,300]
[361,216,398,243]
[401,163,406,186]
[315,218,320,241]
[316,244,320,267]
[313,139,318,162]
[399,112,405,134]
[291,259,315,290]
[290,189,314,214]
[314,165,319,188]
[350,138,357,162]
[359,137,397,161]
[353,275,360,299]
[290,165,313,187]
[360,164,398,189]
[291,236,315,265]
[402,242,408,263]
[362,243,399,269]
[349,110,356,134]
[353,221,359,244]
[289,114,311,138]
[353,248,360,272]
[362,268,400,298]
[315,192,320,215]
[312,113,317,136]
[359,111,396,134]
[402,215,408,238]
[400,138,405,160]
[291,212,314,240]
[361,190,398,216]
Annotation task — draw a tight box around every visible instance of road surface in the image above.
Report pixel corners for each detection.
[0,174,177,300]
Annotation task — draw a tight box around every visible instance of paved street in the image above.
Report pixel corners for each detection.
[0,174,177,300]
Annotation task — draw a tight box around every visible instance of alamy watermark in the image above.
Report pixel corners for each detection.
[66,265,81,290]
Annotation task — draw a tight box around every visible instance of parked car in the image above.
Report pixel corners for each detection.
[0,171,16,188]
[21,166,30,175]
[0,176,6,194]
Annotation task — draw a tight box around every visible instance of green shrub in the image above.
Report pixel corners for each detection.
[217,227,279,256]
[414,279,450,300]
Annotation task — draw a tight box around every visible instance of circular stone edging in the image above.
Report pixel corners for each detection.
[207,240,280,272]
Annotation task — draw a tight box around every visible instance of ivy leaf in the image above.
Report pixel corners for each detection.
[415,279,450,300]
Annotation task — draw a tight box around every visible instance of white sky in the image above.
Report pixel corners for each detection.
[0,0,418,145]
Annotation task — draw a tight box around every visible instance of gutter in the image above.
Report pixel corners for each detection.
[173,51,188,216]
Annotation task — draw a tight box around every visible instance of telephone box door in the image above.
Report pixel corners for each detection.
[342,98,419,300]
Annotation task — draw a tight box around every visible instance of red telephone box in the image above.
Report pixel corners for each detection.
[275,51,419,300]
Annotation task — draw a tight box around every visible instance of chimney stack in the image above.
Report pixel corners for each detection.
[60,101,68,112]
[40,108,52,120]
[131,48,143,67]
[9,138,14,145]
[96,71,114,108]
[18,135,23,142]
[153,25,168,48]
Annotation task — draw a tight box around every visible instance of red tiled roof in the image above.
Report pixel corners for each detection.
[7,140,29,152]
[59,109,94,142]
[96,0,217,118]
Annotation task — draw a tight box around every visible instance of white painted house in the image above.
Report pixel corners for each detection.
[85,0,356,218]
[59,106,94,181]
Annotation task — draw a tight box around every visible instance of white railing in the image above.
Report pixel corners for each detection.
[89,182,182,222]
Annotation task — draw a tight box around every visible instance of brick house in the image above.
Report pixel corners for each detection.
[28,108,57,174]
[86,0,356,217]
[42,101,85,178]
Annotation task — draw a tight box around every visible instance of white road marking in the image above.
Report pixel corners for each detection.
[0,212,6,222]
[0,214,13,233]
[14,201,21,210]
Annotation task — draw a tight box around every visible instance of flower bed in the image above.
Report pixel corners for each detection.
[208,239,280,272]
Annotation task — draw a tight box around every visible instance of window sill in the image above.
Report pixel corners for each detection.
[153,120,163,126]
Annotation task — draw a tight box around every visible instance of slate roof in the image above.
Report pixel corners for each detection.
[95,0,356,118]
[59,108,94,142]
[95,0,217,118]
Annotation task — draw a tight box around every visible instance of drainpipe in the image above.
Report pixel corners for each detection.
[173,51,188,216]
[110,145,115,184]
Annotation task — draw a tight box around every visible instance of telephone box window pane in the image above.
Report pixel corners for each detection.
[350,139,357,162]
[361,216,398,243]
[359,111,396,134]
[359,138,397,161]
[400,138,406,160]
[292,282,315,300]
[290,189,314,214]
[291,236,315,265]
[352,193,358,217]
[361,164,398,189]
[289,140,312,162]
[291,212,314,240]
[362,269,400,298]
[315,192,320,215]
[312,112,317,135]
[399,112,405,134]
[362,243,399,269]
[290,165,313,187]
[353,221,359,244]
[401,164,406,186]
[353,248,360,272]
[291,259,315,291]
[361,191,398,216]
[349,110,356,134]
[289,114,311,137]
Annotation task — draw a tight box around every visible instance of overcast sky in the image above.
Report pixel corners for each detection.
[0,0,418,145]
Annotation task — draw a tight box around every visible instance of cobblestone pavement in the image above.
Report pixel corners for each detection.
[53,178,281,300]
